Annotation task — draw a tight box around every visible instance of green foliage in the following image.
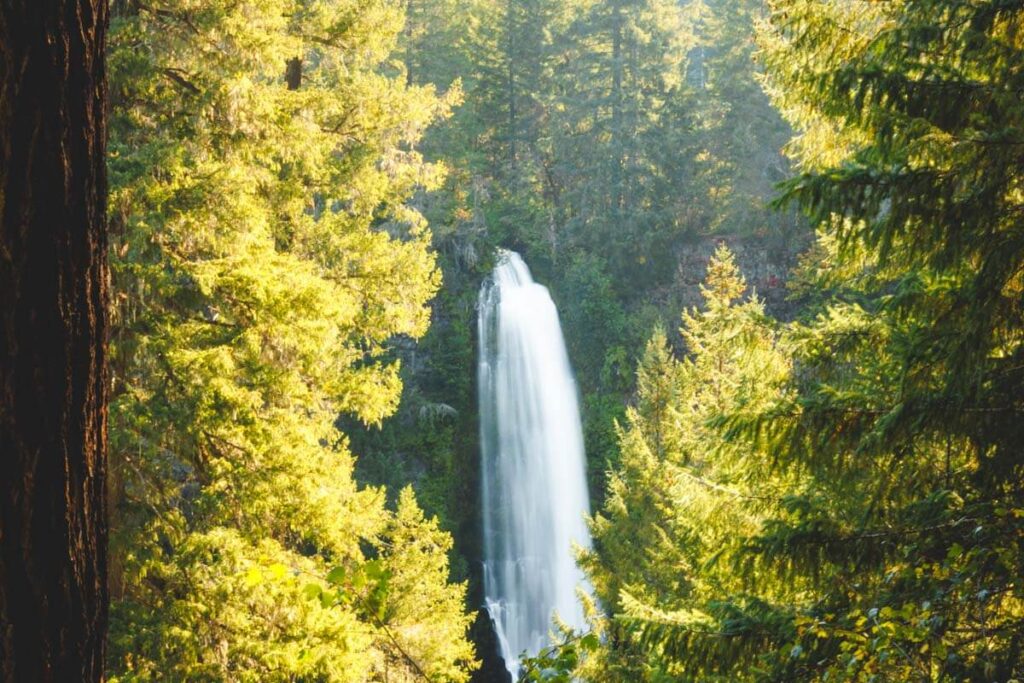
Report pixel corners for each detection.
[106,1,476,679]
[578,245,792,681]
[543,0,696,279]
[580,2,1024,681]
[747,2,1024,678]
[374,1,799,558]
[401,0,794,275]
[558,252,629,392]
[520,631,602,682]
[686,0,794,237]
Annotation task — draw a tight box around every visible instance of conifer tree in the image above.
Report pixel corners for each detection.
[587,2,1024,680]
[549,0,696,278]
[579,245,791,681]
[736,2,1024,678]
[683,0,792,236]
[0,0,109,678]
[105,1,476,679]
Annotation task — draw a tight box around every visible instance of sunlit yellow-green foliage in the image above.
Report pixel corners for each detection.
[744,2,1024,679]
[755,1,882,171]
[572,1,1024,681]
[382,0,796,563]
[579,245,793,682]
[105,0,475,679]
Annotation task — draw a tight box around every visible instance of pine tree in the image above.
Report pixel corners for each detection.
[580,245,791,681]
[742,2,1024,678]
[684,0,793,236]
[601,2,1024,680]
[105,1,475,679]
[549,0,696,279]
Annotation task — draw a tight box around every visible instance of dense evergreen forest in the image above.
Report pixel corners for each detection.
[0,0,1022,681]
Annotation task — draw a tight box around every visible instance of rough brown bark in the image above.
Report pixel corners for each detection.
[285,57,303,90]
[0,1,110,681]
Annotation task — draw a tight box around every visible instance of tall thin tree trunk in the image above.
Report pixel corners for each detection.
[0,1,110,681]
[285,57,303,90]
[506,0,517,170]
[610,0,624,214]
[405,0,415,86]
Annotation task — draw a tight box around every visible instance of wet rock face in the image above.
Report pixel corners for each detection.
[670,234,810,320]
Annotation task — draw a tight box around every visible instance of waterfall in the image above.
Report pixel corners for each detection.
[478,250,593,679]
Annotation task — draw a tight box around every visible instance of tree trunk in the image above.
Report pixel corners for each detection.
[285,57,302,90]
[0,1,110,681]
[405,0,414,86]
[506,0,517,169]
[610,0,624,214]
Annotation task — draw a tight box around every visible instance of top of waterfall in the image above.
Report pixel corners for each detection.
[494,249,535,288]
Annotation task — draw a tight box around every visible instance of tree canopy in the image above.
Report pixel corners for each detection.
[104,1,474,679]
[551,1,1024,681]
[5,0,1020,680]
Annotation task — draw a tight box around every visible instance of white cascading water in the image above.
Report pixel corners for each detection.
[478,250,593,679]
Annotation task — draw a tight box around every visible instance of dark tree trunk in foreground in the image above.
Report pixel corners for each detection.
[0,1,109,680]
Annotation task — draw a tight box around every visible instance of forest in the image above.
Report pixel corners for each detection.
[0,0,1022,681]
